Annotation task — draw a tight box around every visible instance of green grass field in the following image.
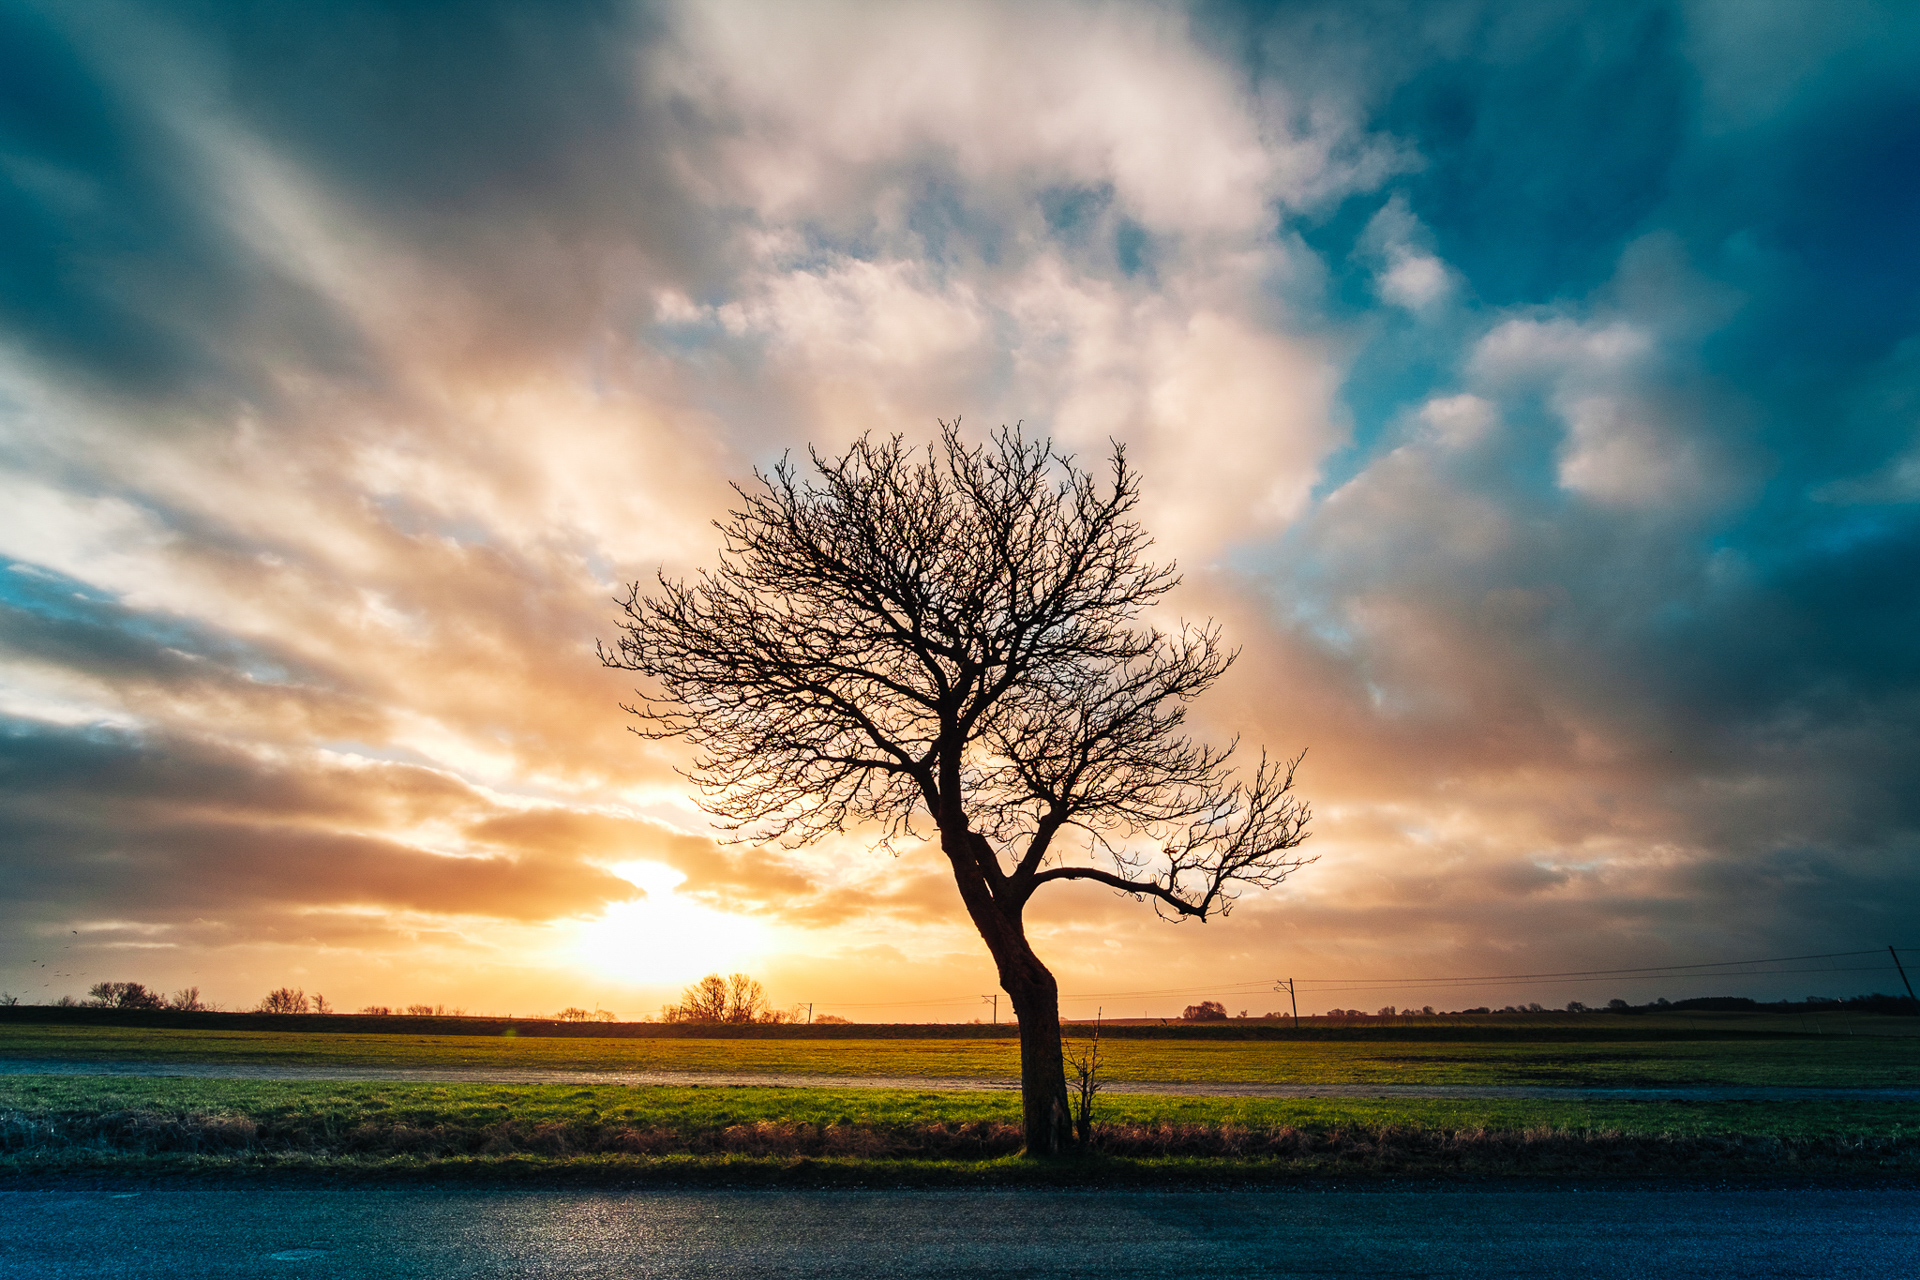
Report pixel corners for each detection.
[4,1075,1917,1181]
[3,1020,1917,1087]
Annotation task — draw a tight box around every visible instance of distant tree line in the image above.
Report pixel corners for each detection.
[11,982,1909,1021]
[71,982,209,1011]
[554,1007,618,1022]
[1583,993,1919,1016]
[1153,993,1920,1020]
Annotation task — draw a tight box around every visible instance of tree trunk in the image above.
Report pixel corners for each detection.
[939,827,1075,1157]
[1003,959,1074,1157]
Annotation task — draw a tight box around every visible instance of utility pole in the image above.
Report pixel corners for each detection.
[805,1002,813,1024]
[1274,978,1298,1029]
[1891,947,1918,1009]
[981,994,997,1025]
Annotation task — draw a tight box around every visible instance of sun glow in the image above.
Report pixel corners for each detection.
[574,861,769,985]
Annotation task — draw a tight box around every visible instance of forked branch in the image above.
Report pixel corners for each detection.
[1027,750,1313,919]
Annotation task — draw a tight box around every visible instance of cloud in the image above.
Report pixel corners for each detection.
[467,808,820,909]
[1,0,1917,1015]
[1359,193,1458,314]
[657,0,1397,234]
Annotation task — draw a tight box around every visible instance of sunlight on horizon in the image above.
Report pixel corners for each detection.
[572,861,770,987]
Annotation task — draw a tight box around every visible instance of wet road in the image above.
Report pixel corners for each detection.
[7,1057,1919,1102]
[2,1181,1915,1277]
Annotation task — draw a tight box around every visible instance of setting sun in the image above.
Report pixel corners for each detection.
[574,862,769,989]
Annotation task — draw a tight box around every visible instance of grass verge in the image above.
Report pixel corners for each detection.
[5,1077,1918,1184]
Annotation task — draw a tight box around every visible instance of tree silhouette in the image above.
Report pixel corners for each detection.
[661,972,780,1024]
[601,424,1312,1155]
[88,981,165,1010]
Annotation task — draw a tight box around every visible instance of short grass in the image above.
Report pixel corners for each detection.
[5,1076,1918,1182]
[4,1022,1917,1088]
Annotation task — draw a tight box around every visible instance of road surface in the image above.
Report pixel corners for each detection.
[2,1181,1916,1277]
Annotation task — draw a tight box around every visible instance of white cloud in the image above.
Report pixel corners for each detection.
[1359,193,1457,313]
[1471,316,1739,512]
[658,0,1400,235]
[1418,394,1496,450]
[1001,259,1342,558]
[716,257,988,380]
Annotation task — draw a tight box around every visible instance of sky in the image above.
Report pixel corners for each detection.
[3,0,1918,1020]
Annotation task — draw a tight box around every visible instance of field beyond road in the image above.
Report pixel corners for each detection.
[3,1017,1918,1088]
[4,1013,1918,1183]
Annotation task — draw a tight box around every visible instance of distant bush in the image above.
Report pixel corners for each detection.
[168,987,207,1011]
[1668,997,1758,1012]
[1180,1001,1228,1022]
[554,1008,618,1023]
[812,1014,850,1024]
[257,988,309,1014]
[359,1006,393,1016]
[405,1004,441,1017]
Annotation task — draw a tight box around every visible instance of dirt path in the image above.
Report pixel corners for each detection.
[6,1057,1919,1100]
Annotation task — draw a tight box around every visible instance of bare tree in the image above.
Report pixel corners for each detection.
[88,981,165,1010]
[257,987,309,1014]
[601,424,1312,1155]
[661,972,779,1023]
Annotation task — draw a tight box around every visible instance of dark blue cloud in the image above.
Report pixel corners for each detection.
[1373,5,1688,307]
[0,2,230,389]
[1252,1,1920,664]
[0,0,714,403]
[169,0,718,319]
[179,0,667,215]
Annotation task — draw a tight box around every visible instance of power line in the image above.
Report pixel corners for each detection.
[1294,965,1900,995]
[1288,948,1891,986]
[1055,948,1903,1001]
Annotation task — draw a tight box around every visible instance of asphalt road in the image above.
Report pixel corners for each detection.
[9,1057,1920,1101]
[3,1182,1916,1278]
